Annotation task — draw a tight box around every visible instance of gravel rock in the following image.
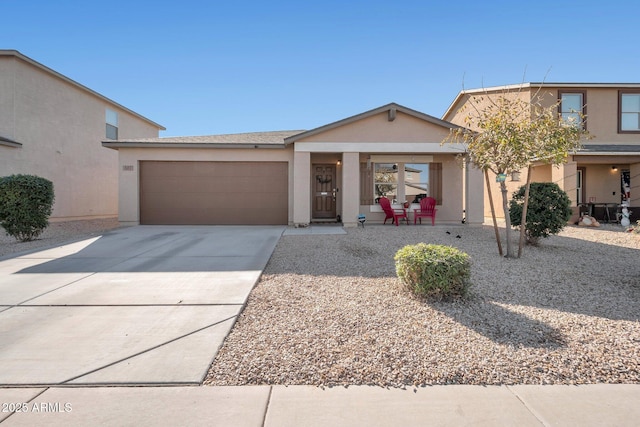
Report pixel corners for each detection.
[205,224,640,387]
[0,218,121,258]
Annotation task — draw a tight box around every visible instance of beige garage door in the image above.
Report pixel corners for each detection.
[140,161,288,225]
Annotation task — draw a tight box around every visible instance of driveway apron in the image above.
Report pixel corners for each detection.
[0,225,284,386]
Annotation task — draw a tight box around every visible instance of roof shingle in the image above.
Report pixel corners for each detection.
[111,130,305,145]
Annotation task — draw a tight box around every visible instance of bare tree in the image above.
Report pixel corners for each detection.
[445,86,589,258]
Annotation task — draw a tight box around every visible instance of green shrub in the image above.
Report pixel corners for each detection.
[0,174,55,242]
[509,182,571,246]
[394,243,471,300]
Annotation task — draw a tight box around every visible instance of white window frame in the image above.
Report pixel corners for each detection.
[576,168,583,204]
[620,92,640,132]
[559,91,586,129]
[106,108,119,139]
[369,156,433,212]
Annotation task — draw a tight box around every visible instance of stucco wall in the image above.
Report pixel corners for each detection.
[298,111,453,143]
[481,162,578,220]
[445,89,532,130]
[449,86,640,147]
[115,146,294,225]
[0,55,161,220]
[446,85,640,221]
[582,164,626,204]
[546,87,640,144]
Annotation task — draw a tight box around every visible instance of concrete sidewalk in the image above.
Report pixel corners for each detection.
[1,384,639,426]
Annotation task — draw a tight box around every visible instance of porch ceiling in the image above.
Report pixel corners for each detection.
[573,155,640,164]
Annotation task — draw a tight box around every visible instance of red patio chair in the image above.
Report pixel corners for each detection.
[414,196,437,225]
[379,197,408,226]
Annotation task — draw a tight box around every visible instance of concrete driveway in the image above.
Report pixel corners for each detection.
[0,225,284,386]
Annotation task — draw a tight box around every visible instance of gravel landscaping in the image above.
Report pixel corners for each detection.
[0,218,122,258]
[205,224,640,387]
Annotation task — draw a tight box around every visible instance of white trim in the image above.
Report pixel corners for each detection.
[294,142,464,153]
[370,155,434,163]
[576,152,640,156]
[369,203,420,213]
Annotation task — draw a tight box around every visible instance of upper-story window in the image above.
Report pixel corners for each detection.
[619,91,640,132]
[559,91,586,129]
[106,108,118,139]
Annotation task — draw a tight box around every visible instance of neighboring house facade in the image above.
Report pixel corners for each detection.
[103,103,485,227]
[0,50,164,220]
[443,83,640,223]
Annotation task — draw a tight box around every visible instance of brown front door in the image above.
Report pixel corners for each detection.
[312,164,336,219]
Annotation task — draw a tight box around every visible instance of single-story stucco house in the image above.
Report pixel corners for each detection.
[103,103,485,227]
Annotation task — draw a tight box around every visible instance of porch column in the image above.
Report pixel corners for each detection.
[118,151,140,226]
[465,163,484,225]
[552,161,578,206]
[293,151,311,226]
[342,152,360,227]
[630,162,640,209]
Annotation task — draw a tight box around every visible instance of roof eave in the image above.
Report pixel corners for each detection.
[576,151,640,156]
[443,82,640,120]
[102,141,286,150]
[285,103,462,144]
[1,50,165,131]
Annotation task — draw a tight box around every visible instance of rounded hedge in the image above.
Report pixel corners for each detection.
[509,182,571,245]
[0,174,55,242]
[394,243,471,300]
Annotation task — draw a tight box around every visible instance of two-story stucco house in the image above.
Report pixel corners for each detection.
[443,83,640,224]
[103,103,485,227]
[0,50,164,220]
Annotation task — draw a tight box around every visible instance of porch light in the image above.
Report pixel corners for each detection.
[510,171,521,182]
[337,160,341,166]
[612,165,618,171]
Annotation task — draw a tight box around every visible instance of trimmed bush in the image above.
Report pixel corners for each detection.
[394,243,471,300]
[509,182,571,246]
[0,174,55,242]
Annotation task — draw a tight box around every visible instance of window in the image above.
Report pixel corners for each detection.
[106,108,118,139]
[620,92,640,132]
[404,163,429,203]
[374,163,398,202]
[576,168,584,204]
[361,161,442,205]
[559,91,585,129]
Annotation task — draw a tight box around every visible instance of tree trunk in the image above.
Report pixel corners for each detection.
[517,165,533,258]
[485,169,503,256]
[500,181,514,258]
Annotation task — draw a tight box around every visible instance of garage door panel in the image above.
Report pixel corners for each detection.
[140,161,288,225]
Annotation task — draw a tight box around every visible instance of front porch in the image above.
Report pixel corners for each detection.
[292,150,484,228]
[530,154,640,225]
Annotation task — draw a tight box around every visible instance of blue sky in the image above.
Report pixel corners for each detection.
[4,0,640,136]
